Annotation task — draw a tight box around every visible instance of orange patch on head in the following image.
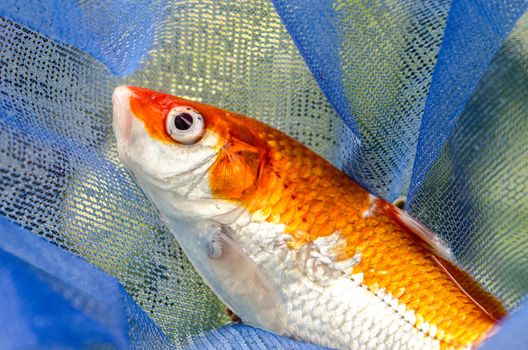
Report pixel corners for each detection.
[129,90,173,143]
[208,116,270,201]
[127,86,228,144]
[125,85,276,204]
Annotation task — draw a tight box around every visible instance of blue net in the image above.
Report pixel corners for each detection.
[0,0,527,348]
[273,0,452,200]
[187,324,332,350]
[0,215,171,349]
[408,12,528,308]
[271,0,528,309]
[0,0,165,75]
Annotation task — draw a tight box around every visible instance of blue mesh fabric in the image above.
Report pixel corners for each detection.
[0,215,170,349]
[186,324,331,350]
[272,0,528,307]
[0,0,165,75]
[410,0,528,195]
[407,13,528,308]
[0,0,528,348]
[272,0,452,200]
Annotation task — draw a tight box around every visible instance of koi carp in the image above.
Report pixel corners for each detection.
[112,85,505,349]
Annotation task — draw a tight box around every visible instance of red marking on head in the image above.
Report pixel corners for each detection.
[207,109,270,201]
[126,86,272,201]
[128,86,228,144]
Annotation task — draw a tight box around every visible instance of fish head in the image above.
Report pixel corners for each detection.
[113,85,268,222]
[113,85,287,333]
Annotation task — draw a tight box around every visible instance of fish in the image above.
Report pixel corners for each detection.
[112,85,506,349]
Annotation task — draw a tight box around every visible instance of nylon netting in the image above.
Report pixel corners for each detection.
[274,0,451,200]
[408,13,528,309]
[0,0,527,347]
[0,0,342,345]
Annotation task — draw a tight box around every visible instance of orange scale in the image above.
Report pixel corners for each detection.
[421,304,440,318]
[290,231,311,246]
[436,329,447,341]
[267,140,278,148]
[308,200,323,214]
[320,180,334,190]
[304,213,316,225]
[292,157,302,168]
[272,152,283,161]
[375,228,390,239]
[322,222,337,237]
[268,188,283,206]
[247,197,265,213]
[449,330,469,344]
[314,212,329,225]
[290,213,306,231]
[300,169,313,180]
[313,166,323,176]
[297,219,312,233]
[388,237,406,249]
[273,197,291,215]
[399,291,413,305]
[355,220,369,231]
[259,207,273,221]
[333,217,349,230]
[269,212,281,224]
[281,207,297,226]
[281,160,294,171]
[336,250,354,262]
[367,252,386,266]
[301,192,316,204]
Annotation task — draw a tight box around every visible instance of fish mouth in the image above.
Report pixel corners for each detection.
[112,85,133,149]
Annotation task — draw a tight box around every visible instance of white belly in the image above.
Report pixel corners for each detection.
[232,217,441,350]
[283,278,440,349]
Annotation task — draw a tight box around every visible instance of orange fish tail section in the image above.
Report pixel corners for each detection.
[205,112,505,348]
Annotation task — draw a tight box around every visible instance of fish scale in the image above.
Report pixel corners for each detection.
[260,128,492,342]
[113,86,506,349]
[232,133,493,347]
[229,125,496,348]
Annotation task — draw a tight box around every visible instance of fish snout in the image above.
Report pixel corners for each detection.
[112,85,133,145]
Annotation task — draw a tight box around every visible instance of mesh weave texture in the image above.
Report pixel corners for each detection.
[272,0,528,309]
[0,215,171,349]
[0,0,342,345]
[0,0,527,348]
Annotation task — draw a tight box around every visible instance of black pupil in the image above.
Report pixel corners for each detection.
[174,113,194,130]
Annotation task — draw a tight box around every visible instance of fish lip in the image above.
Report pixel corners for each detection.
[112,85,133,152]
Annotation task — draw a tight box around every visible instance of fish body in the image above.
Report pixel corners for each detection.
[112,86,505,349]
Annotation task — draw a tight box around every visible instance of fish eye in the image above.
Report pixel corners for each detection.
[165,106,205,144]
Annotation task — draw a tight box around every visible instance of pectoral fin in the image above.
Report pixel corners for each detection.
[204,222,287,334]
[167,218,287,335]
